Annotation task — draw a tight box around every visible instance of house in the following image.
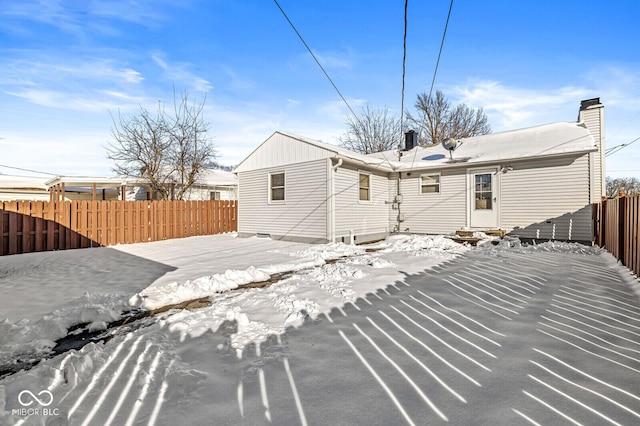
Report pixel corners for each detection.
[0,175,50,201]
[125,169,237,201]
[45,176,129,201]
[234,98,605,244]
[44,169,238,202]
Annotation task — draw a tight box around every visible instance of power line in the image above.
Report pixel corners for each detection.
[410,0,454,168]
[399,0,409,155]
[272,0,397,170]
[0,164,59,176]
[605,136,640,157]
[272,0,359,121]
[427,0,454,101]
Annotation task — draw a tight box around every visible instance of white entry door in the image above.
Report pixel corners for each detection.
[469,168,499,229]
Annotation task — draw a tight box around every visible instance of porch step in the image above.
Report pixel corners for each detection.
[446,236,484,246]
[456,229,506,238]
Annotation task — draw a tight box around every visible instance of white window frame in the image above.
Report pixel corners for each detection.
[420,173,441,194]
[210,191,221,200]
[269,171,285,203]
[358,171,371,203]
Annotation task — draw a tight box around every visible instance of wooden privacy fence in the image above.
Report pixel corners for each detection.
[0,200,237,256]
[593,194,640,277]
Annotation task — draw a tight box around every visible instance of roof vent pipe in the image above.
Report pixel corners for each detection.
[404,130,418,151]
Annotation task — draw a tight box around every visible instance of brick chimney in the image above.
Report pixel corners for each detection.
[578,98,605,202]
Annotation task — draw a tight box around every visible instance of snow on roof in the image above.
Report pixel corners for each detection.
[198,169,238,186]
[0,174,50,190]
[367,121,597,170]
[44,176,136,188]
[42,169,236,189]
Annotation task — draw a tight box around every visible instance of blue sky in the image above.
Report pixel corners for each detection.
[1,0,639,179]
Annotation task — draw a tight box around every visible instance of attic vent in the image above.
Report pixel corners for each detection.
[404,130,418,151]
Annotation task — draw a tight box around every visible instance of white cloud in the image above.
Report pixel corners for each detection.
[151,53,213,93]
[447,71,640,179]
[5,88,144,112]
[448,80,589,130]
[317,97,366,121]
[220,66,254,92]
[2,0,182,37]
[286,98,301,108]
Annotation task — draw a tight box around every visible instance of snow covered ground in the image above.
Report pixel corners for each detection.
[3,232,637,425]
[0,233,468,365]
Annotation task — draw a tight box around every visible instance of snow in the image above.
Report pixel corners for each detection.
[3,231,628,425]
[125,233,470,352]
[367,121,596,170]
[0,233,468,365]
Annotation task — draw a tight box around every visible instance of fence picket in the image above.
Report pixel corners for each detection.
[0,200,236,256]
[594,195,640,278]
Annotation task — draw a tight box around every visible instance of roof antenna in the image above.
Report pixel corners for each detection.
[442,138,460,160]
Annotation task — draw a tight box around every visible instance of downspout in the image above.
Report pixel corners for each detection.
[395,166,402,234]
[329,158,342,242]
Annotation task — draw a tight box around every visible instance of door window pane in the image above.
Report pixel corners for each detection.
[475,173,492,210]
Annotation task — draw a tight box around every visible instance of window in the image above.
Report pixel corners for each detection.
[359,172,370,201]
[420,174,440,194]
[269,172,285,202]
[474,173,492,210]
[210,191,221,200]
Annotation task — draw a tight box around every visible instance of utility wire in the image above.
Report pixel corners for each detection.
[272,0,396,170]
[427,0,454,101]
[0,164,59,176]
[273,0,359,122]
[410,0,454,169]
[399,0,409,156]
[605,136,640,157]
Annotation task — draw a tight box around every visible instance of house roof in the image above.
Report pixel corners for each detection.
[44,176,142,189]
[236,121,596,175]
[197,169,238,186]
[43,169,237,190]
[0,174,50,190]
[367,121,597,170]
[233,131,394,173]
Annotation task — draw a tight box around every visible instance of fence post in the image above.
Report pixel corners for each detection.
[618,192,627,266]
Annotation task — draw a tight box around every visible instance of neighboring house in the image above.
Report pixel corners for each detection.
[234,98,605,244]
[44,169,238,202]
[46,176,129,201]
[0,175,50,201]
[129,169,238,201]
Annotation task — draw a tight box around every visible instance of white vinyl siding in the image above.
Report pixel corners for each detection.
[237,159,328,241]
[500,154,592,241]
[580,105,605,202]
[397,169,467,235]
[234,132,336,172]
[334,164,389,241]
[420,173,440,194]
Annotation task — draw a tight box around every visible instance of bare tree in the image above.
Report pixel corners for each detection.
[606,176,640,198]
[106,91,217,200]
[407,90,491,146]
[339,105,401,154]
